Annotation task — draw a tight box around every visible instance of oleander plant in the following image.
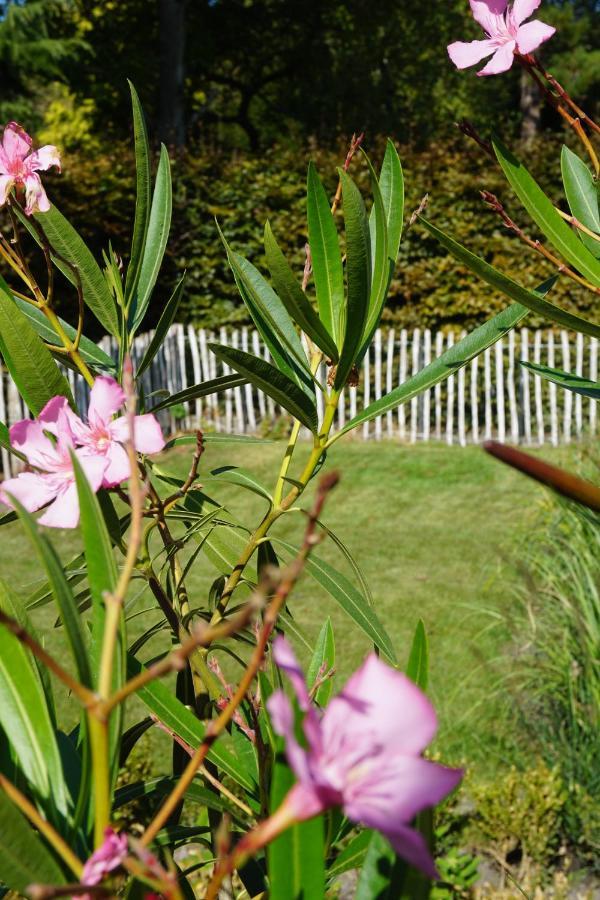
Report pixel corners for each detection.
[0,2,598,896]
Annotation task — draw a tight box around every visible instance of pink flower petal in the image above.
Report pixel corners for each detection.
[76,450,108,493]
[516,19,555,53]
[101,441,130,487]
[24,173,50,215]
[469,0,507,33]
[272,636,311,711]
[3,122,32,162]
[284,780,328,823]
[321,655,438,755]
[39,395,86,443]
[447,38,498,69]
[88,376,125,427]
[26,145,61,173]
[38,483,80,528]
[267,689,314,786]
[477,39,516,74]
[9,418,56,469]
[383,823,438,880]
[109,413,165,455]
[0,472,57,513]
[82,828,128,885]
[0,174,14,205]
[512,0,541,26]
[345,756,462,826]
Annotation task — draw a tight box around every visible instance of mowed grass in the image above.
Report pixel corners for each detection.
[0,439,576,778]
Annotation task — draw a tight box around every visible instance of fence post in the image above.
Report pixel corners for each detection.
[495,338,505,443]
[374,328,382,441]
[507,329,519,443]
[362,345,371,440]
[187,325,202,426]
[561,330,572,444]
[434,331,443,441]
[591,337,598,435]
[446,332,455,446]
[548,330,558,446]
[533,329,544,445]
[386,328,395,438]
[470,350,479,445]
[423,329,431,442]
[484,345,492,441]
[520,328,531,445]
[575,331,583,438]
[252,330,266,424]
[411,328,420,444]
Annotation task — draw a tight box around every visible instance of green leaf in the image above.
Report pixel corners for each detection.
[561,145,600,259]
[522,360,600,400]
[130,144,173,333]
[334,170,371,389]
[114,776,244,820]
[335,303,533,439]
[328,829,373,880]
[10,497,92,687]
[361,150,389,358]
[379,139,404,268]
[307,161,344,346]
[268,747,325,900]
[149,373,246,413]
[125,80,152,302]
[13,297,116,373]
[355,831,407,900]
[421,216,599,338]
[494,139,600,288]
[274,539,396,662]
[264,221,338,361]
[0,789,67,892]
[200,522,257,581]
[306,617,335,706]
[406,619,428,691]
[208,343,318,433]
[165,434,272,449]
[71,454,123,793]
[0,280,73,414]
[27,205,120,336]
[0,579,69,821]
[137,275,185,378]
[127,655,257,793]
[207,466,273,504]
[218,224,313,391]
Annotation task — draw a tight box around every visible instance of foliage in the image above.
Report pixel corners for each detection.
[471,763,566,868]
[512,500,600,866]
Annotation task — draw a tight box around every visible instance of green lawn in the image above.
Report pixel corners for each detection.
[0,439,575,779]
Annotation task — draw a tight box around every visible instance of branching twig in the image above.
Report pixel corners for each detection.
[480,190,600,295]
[139,471,339,848]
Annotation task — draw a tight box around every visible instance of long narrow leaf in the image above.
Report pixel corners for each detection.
[307,161,344,346]
[24,205,120,336]
[0,789,66,891]
[130,145,173,333]
[420,217,599,337]
[358,151,389,362]
[149,373,247,413]
[335,301,532,438]
[561,145,600,259]
[137,275,186,378]
[274,538,396,661]
[494,139,600,287]
[125,80,152,301]
[14,297,116,373]
[264,221,338,361]
[379,139,404,266]
[208,343,318,433]
[334,170,371,389]
[522,360,600,399]
[0,279,73,413]
[10,497,92,687]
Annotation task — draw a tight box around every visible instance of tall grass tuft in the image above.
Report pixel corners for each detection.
[514,500,600,866]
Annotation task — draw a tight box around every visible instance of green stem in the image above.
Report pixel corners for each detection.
[42,305,95,387]
[87,715,110,847]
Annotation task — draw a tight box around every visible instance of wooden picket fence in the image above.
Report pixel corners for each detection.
[0,325,597,477]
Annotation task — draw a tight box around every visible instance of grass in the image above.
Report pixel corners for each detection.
[0,438,579,778]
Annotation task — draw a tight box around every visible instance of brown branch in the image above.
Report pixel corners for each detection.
[480,190,600,295]
[139,471,340,848]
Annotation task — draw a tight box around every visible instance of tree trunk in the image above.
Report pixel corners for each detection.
[520,68,540,141]
[157,0,186,147]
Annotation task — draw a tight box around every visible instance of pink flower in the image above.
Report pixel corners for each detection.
[0,122,60,215]
[0,377,164,527]
[46,376,165,487]
[0,404,105,528]
[448,0,555,76]
[81,828,128,896]
[267,638,462,879]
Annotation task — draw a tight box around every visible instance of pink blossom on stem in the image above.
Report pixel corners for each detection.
[0,122,60,214]
[0,405,105,528]
[45,376,165,487]
[267,637,462,879]
[448,0,555,76]
[80,828,128,898]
